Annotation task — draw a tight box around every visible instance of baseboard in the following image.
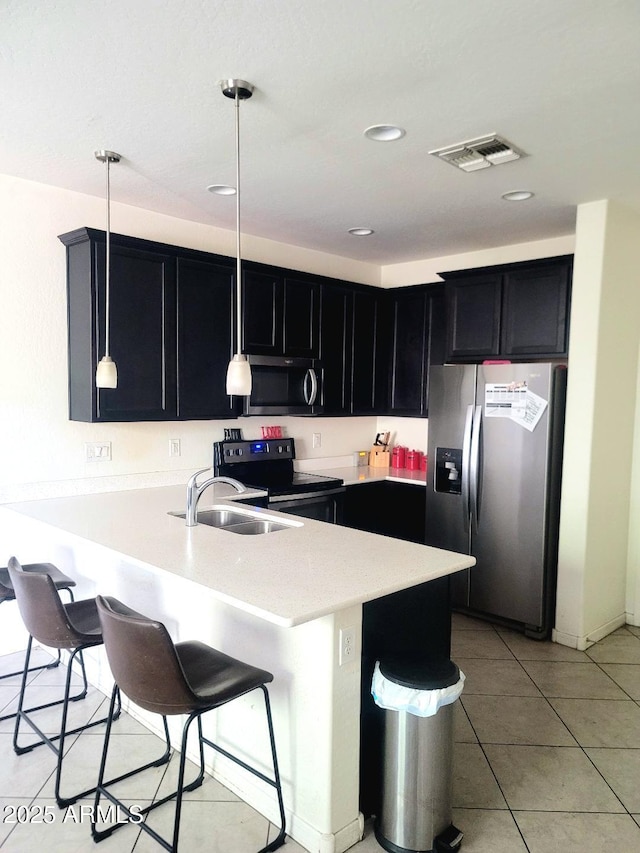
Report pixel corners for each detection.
[586,612,627,644]
[552,611,627,650]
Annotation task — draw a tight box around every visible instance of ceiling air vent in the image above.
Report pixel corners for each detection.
[429,135,526,172]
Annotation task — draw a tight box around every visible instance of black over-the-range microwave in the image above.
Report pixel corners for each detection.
[242,355,324,416]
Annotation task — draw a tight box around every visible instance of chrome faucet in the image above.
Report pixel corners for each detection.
[185,468,248,527]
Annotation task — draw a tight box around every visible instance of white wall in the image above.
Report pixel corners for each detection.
[380,235,576,287]
[555,200,640,648]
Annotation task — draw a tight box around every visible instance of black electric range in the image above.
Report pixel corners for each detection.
[213,438,345,523]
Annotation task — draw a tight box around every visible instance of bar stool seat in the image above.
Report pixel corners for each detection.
[92,595,286,853]
[7,557,127,808]
[0,561,77,722]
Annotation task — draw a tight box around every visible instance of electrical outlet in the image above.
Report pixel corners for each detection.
[339,626,356,666]
[169,438,181,457]
[313,432,322,449]
[85,442,112,462]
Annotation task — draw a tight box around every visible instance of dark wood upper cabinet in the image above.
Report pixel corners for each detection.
[60,228,238,422]
[176,257,237,420]
[501,263,570,356]
[387,284,445,417]
[241,269,283,355]
[442,256,572,362]
[445,274,502,359]
[283,277,320,358]
[320,282,353,415]
[351,289,385,415]
[241,266,320,358]
[62,227,571,424]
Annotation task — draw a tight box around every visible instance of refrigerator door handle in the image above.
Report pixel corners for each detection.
[470,404,482,530]
[461,404,474,532]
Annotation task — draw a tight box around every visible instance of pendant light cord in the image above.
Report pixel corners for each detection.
[235,90,242,353]
[104,155,112,359]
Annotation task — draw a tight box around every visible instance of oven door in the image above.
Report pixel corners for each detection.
[269,488,345,524]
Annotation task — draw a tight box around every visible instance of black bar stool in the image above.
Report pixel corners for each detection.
[92,595,287,853]
[6,556,130,807]
[0,561,78,723]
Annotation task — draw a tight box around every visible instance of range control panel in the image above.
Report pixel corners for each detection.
[213,438,295,468]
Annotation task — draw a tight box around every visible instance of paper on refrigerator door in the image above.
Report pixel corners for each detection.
[484,382,547,432]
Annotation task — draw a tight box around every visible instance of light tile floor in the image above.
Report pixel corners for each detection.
[1,615,640,851]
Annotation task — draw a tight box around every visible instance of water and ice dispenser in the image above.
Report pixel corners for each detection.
[434,448,462,495]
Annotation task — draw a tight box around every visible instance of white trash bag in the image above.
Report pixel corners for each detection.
[371,661,465,718]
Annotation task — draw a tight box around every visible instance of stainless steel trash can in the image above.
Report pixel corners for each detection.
[373,659,464,853]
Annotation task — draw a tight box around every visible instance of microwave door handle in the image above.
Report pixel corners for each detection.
[304,368,318,406]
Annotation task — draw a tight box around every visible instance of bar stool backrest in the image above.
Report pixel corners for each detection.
[7,557,79,650]
[96,595,198,715]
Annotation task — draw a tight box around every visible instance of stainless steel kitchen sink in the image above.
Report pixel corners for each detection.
[168,506,298,534]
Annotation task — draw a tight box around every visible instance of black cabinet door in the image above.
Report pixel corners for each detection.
[388,288,429,416]
[283,277,320,358]
[176,257,238,419]
[445,275,502,360]
[351,290,383,414]
[342,482,426,544]
[320,283,353,415]
[241,269,283,355]
[501,261,571,356]
[96,243,177,422]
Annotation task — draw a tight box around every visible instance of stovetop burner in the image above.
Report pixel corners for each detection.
[213,438,343,497]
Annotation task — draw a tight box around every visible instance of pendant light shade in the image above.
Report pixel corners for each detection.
[94,149,120,389]
[226,353,252,396]
[221,79,254,397]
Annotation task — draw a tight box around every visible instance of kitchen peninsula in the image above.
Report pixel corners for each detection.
[0,484,474,853]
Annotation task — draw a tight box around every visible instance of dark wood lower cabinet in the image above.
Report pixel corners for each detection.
[342,481,426,544]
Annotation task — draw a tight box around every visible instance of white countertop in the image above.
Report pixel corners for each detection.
[308,465,428,487]
[3,482,472,629]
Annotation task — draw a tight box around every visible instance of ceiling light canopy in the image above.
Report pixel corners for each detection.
[348,227,374,236]
[364,124,406,142]
[501,190,534,201]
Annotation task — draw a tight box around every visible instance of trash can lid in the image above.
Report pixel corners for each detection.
[379,657,460,690]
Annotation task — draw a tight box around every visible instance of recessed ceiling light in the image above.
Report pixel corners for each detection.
[501,190,534,202]
[364,125,406,142]
[207,184,236,195]
[348,227,374,236]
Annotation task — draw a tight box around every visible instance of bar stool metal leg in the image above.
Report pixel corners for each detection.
[12,637,124,807]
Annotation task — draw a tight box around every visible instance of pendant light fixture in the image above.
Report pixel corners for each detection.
[221,79,254,396]
[94,149,121,389]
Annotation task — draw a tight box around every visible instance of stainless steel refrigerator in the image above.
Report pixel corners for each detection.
[425,362,567,638]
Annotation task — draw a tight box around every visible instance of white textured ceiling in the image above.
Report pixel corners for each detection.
[3,0,640,265]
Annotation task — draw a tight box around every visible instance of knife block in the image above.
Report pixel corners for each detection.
[369,446,390,467]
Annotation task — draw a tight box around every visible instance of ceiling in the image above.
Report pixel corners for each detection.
[3,0,640,266]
